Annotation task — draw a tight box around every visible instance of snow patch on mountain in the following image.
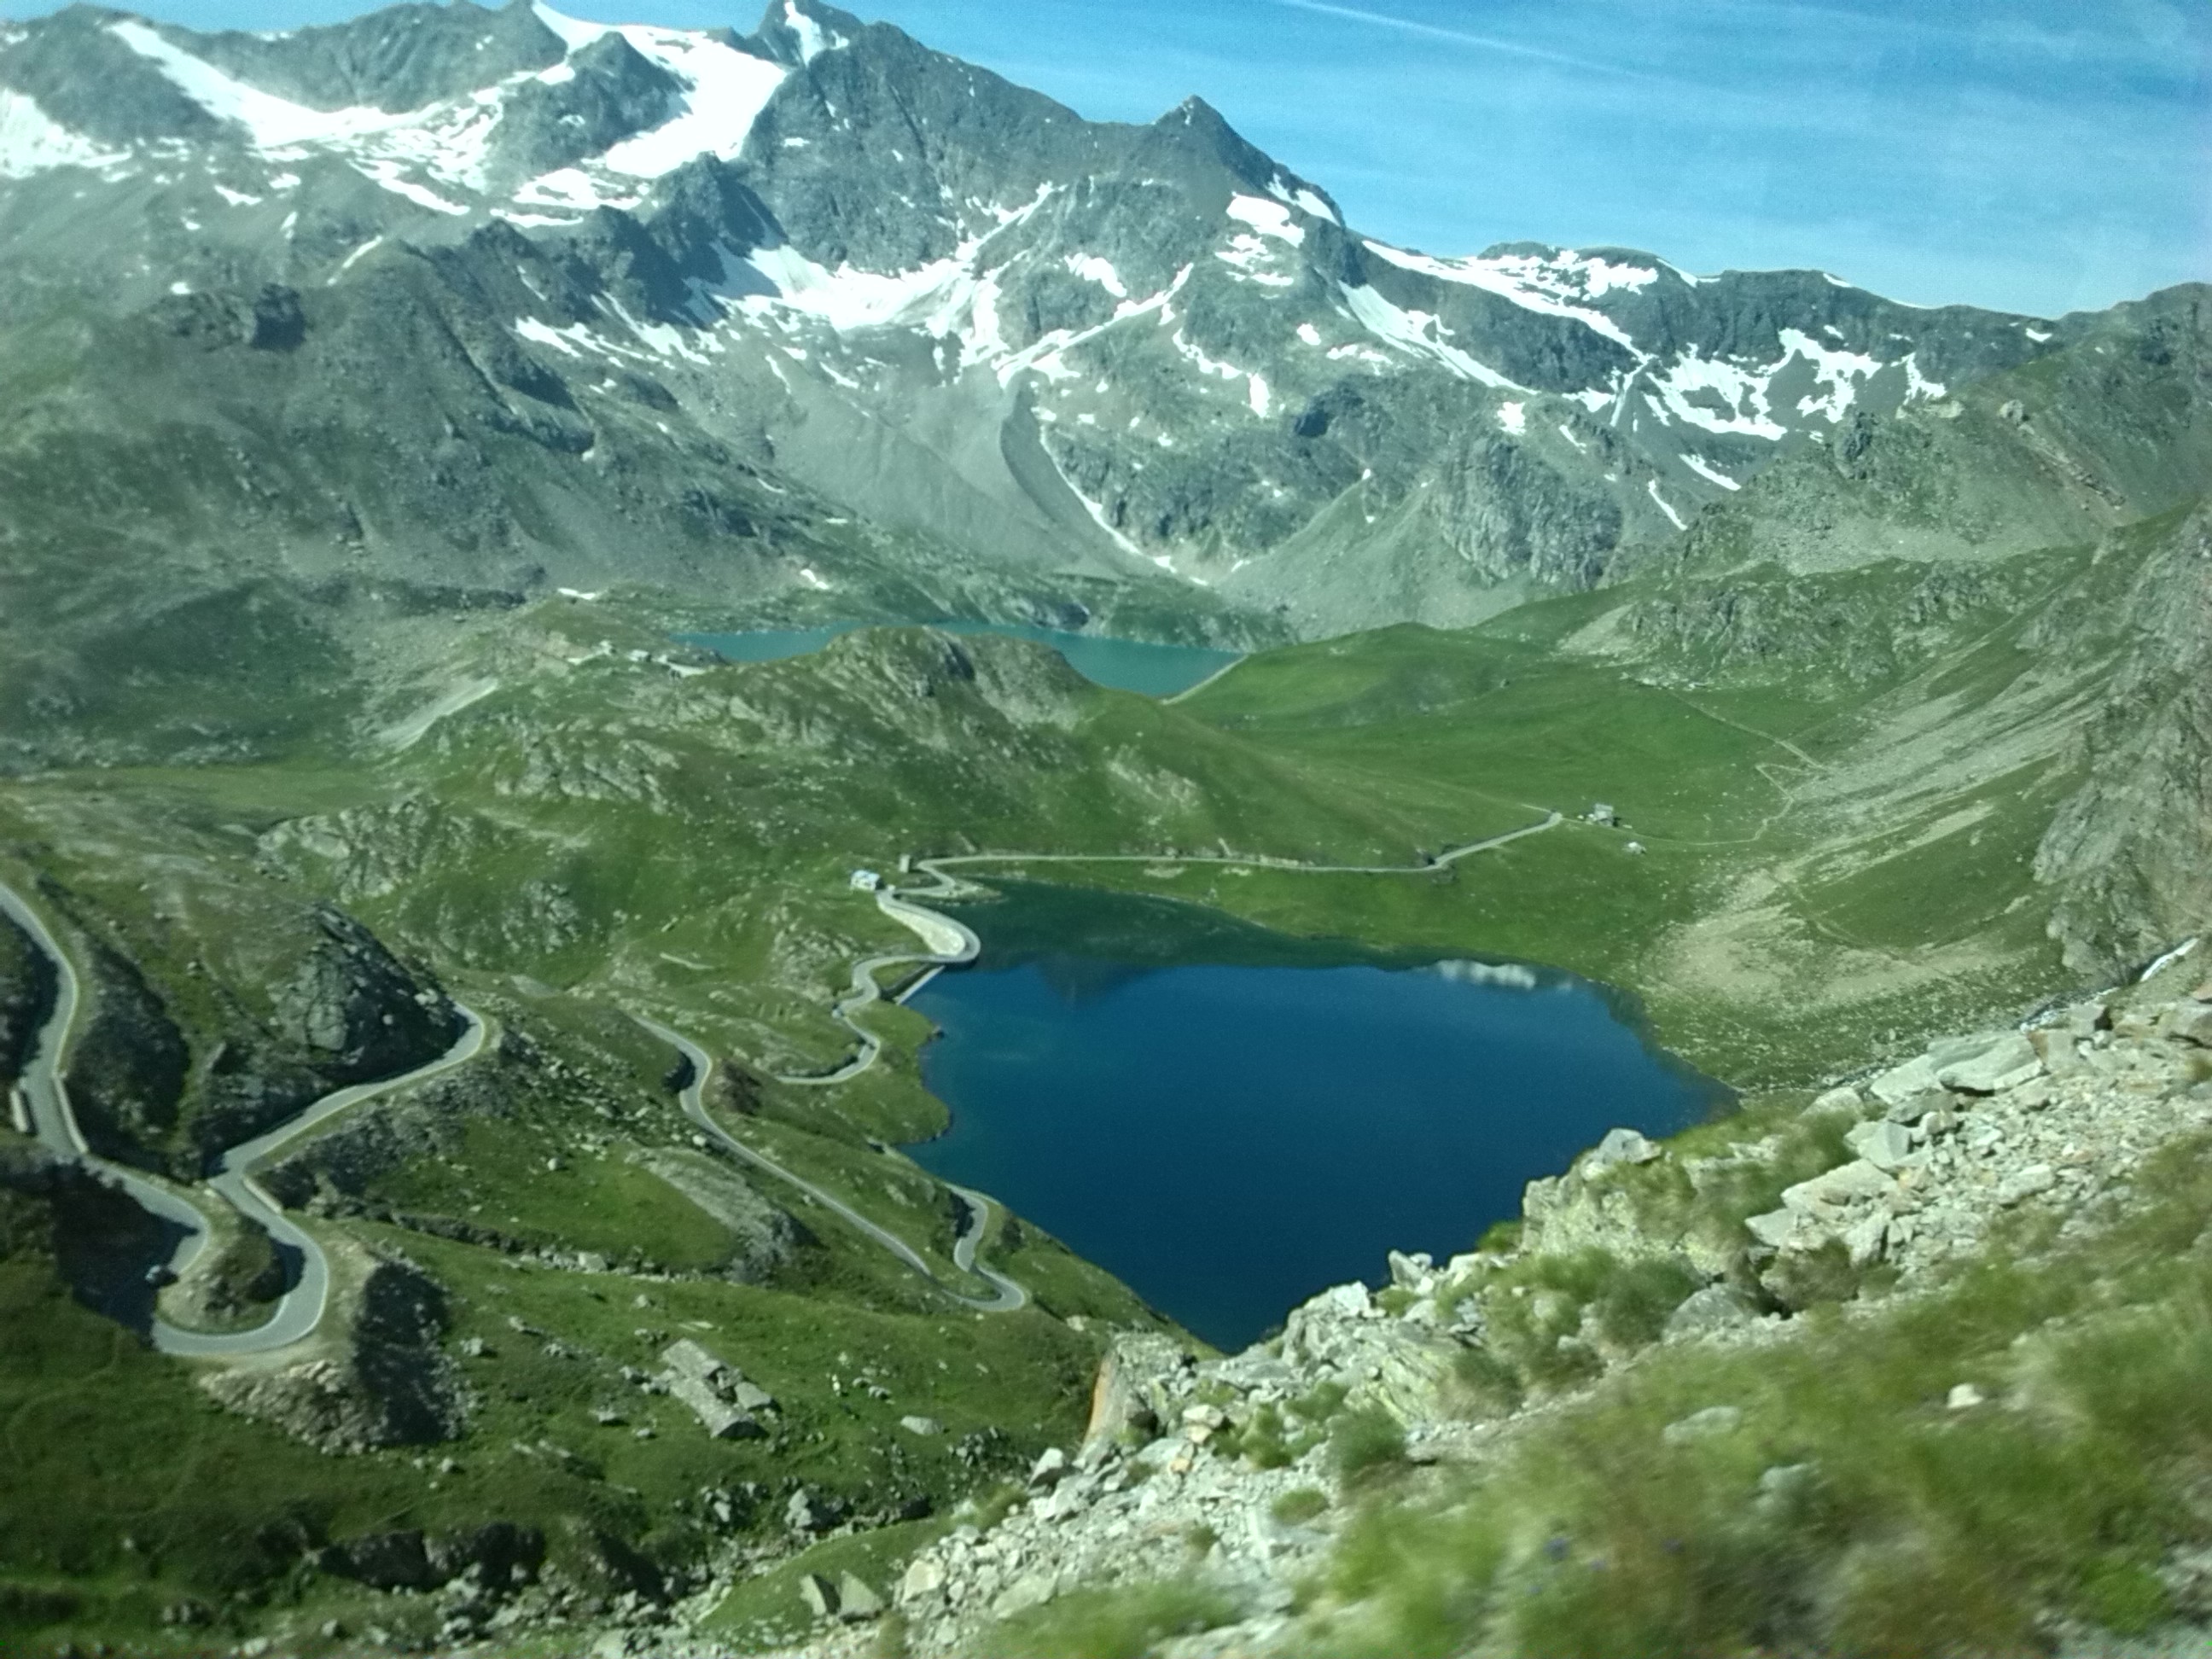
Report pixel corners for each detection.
[1065,254,1126,299]
[588,24,787,177]
[1225,195,1304,246]
[512,166,639,212]
[1775,328,1883,422]
[515,316,588,357]
[1217,226,1297,288]
[1646,477,1687,529]
[1171,330,1251,385]
[1341,282,1525,392]
[529,4,607,49]
[1679,452,1740,491]
[111,20,385,148]
[104,9,787,212]
[742,242,975,333]
[0,87,125,178]
[782,1,847,64]
[106,18,519,203]
[1495,400,1526,435]
[1365,242,1646,352]
[1904,354,1949,402]
[1644,350,1787,440]
[1266,177,1337,224]
[356,158,469,213]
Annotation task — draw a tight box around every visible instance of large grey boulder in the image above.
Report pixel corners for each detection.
[798,1573,838,1619]
[1931,1032,2042,1094]
[1781,1159,1896,1217]
[1744,1208,1803,1250]
[835,1574,885,1621]
[1868,1055,1941,1107]
[1844,1119,1921,1173]
[2166,1003,2212,1046]
[898,1555,948,1605]
[1996,1164,2057,1206]
[1663,1283,1756,1341]
[1585,1126,1663,1171]
[658,1339,766,1439]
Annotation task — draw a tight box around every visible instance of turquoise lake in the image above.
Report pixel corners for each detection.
[679,621,1240,697]
[904,883,1724,1349]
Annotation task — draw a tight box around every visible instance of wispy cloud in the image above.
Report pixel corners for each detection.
[1264,0,1678,85]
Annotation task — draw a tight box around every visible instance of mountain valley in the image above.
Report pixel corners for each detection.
[0,2,2207,1655]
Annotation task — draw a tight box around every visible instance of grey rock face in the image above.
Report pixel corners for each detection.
[485,34,683,186]
[835,1573,885,1621]
[1930,1031,2042,1094]
[176,2,567,114]
[2036,504,2212,980]
[1586,1126,1663,1170]
[201,1253,466,1451]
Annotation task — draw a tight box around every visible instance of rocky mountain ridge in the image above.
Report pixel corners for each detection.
[0,0,2116,649]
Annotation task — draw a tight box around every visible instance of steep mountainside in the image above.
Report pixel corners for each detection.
[0,0,2093,653]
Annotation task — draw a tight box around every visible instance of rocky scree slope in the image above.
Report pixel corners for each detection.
[0,0,2097,656]
[746,958,2212,1659]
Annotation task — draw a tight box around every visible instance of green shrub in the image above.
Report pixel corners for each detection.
[979,1580,1234,1659]
[1697,1105,1860,1231]
[1232,1400,1324,1470]
[1329,1505,1507,1658]
[2072,1554,2172,1636]
[1185,1522,1220,1556]
[1290,1379,1348,1423]
[1760,1237,1860,1311]
[1330,1407,1407,1482]
[1450,1345,1524,1417]
[1271,1487,1329,1525]
[1474,1219,1522,1254]
[1590,1255,1702,1348]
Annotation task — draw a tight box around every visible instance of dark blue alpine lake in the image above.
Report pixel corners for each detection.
[904,883,1724,1349]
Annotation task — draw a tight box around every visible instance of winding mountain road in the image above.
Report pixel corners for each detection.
[637,1015,1025,1313]
[771,889,981,1088]
[0,876,486,1356]
[912,810,1564,882]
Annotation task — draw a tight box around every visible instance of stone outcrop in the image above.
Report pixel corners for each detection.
[658,1339,772,1440]
[200,1250,469,1452]
[630,1150,800,1282]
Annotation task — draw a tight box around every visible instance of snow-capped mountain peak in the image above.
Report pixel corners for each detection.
[0,0,2070,630]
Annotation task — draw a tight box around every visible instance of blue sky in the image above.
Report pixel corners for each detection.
[55,0,2212,316]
